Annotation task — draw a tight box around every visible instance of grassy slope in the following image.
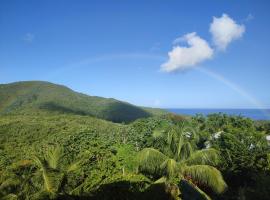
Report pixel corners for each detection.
[0,81,167,123]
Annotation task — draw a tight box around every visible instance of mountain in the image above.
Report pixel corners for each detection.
[0,81,166,122]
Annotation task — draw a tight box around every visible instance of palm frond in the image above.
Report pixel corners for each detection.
[137,148,168,175]
[33,155,46,169]
[174,135,184,160]
[0,177,21,190]
[1,194,18,200]
[46,146,62,169]
[180,142,193,160]
[181,179,211,200]
[42,167,63,194]
[183,165,227,194]
[167,129,175,147]
[184,148,220,166]
[152,132,167,151]
[160,158,178,179]
[154,176,167,184]
[66,160,82,173]
[33,155,63,194]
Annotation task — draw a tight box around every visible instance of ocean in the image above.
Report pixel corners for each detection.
[167,109,270,120]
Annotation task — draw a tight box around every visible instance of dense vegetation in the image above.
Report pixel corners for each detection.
[0,82,270,200]
[1,111,269,199]
[0,81,166,123]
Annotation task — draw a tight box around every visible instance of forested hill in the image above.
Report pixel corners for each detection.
[0,81,166,123]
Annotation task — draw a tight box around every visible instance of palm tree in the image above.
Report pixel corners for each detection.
[137,122,227,200]
[33,146,81,199]
[0,160,37,200]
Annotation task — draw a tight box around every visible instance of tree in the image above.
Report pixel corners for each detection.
[0,160,36,200]
[213,130,270,200]
[33,146,81,199]
[137,123,227,200]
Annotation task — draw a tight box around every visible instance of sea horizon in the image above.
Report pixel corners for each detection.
[167,108,270,120]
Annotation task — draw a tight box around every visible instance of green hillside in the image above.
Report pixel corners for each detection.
[1,81,269,200]
[1,111,269,200]
[0,81,166,123]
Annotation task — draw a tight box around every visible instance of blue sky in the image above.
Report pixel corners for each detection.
[0,0,270,108]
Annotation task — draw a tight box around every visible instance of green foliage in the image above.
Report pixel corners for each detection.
[192,113,270,200]
[33,146,83,198]
[185,149,220,166]
[0,81,167,123]
[114,144,138,174]
[183,165,226,194]
[137,124,227,199]
[137,148,168,177]
[0,103,269,200]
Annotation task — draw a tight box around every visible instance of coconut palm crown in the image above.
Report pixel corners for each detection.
[33,146,81,199]
[137,122,227,199]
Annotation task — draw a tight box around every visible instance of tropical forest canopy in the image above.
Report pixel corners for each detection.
[0,81,270,200]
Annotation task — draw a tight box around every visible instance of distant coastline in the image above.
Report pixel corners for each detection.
[167,108,270,120]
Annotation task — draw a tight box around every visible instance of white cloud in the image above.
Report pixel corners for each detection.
[210,14,245,50]
[161,32,213,72]
[161,14,246,73]
[23,33,35,42]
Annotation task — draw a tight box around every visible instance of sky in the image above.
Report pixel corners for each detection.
[0,0,270,108]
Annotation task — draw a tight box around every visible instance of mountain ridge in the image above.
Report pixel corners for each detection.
[0,81,167,122]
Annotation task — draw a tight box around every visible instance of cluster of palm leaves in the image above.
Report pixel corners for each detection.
[32,146,82,199]
[137,122,227,200]
[0,147,82,200]
[0,159,36,200]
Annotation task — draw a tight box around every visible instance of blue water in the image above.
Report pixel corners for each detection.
[167,109,270,120]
